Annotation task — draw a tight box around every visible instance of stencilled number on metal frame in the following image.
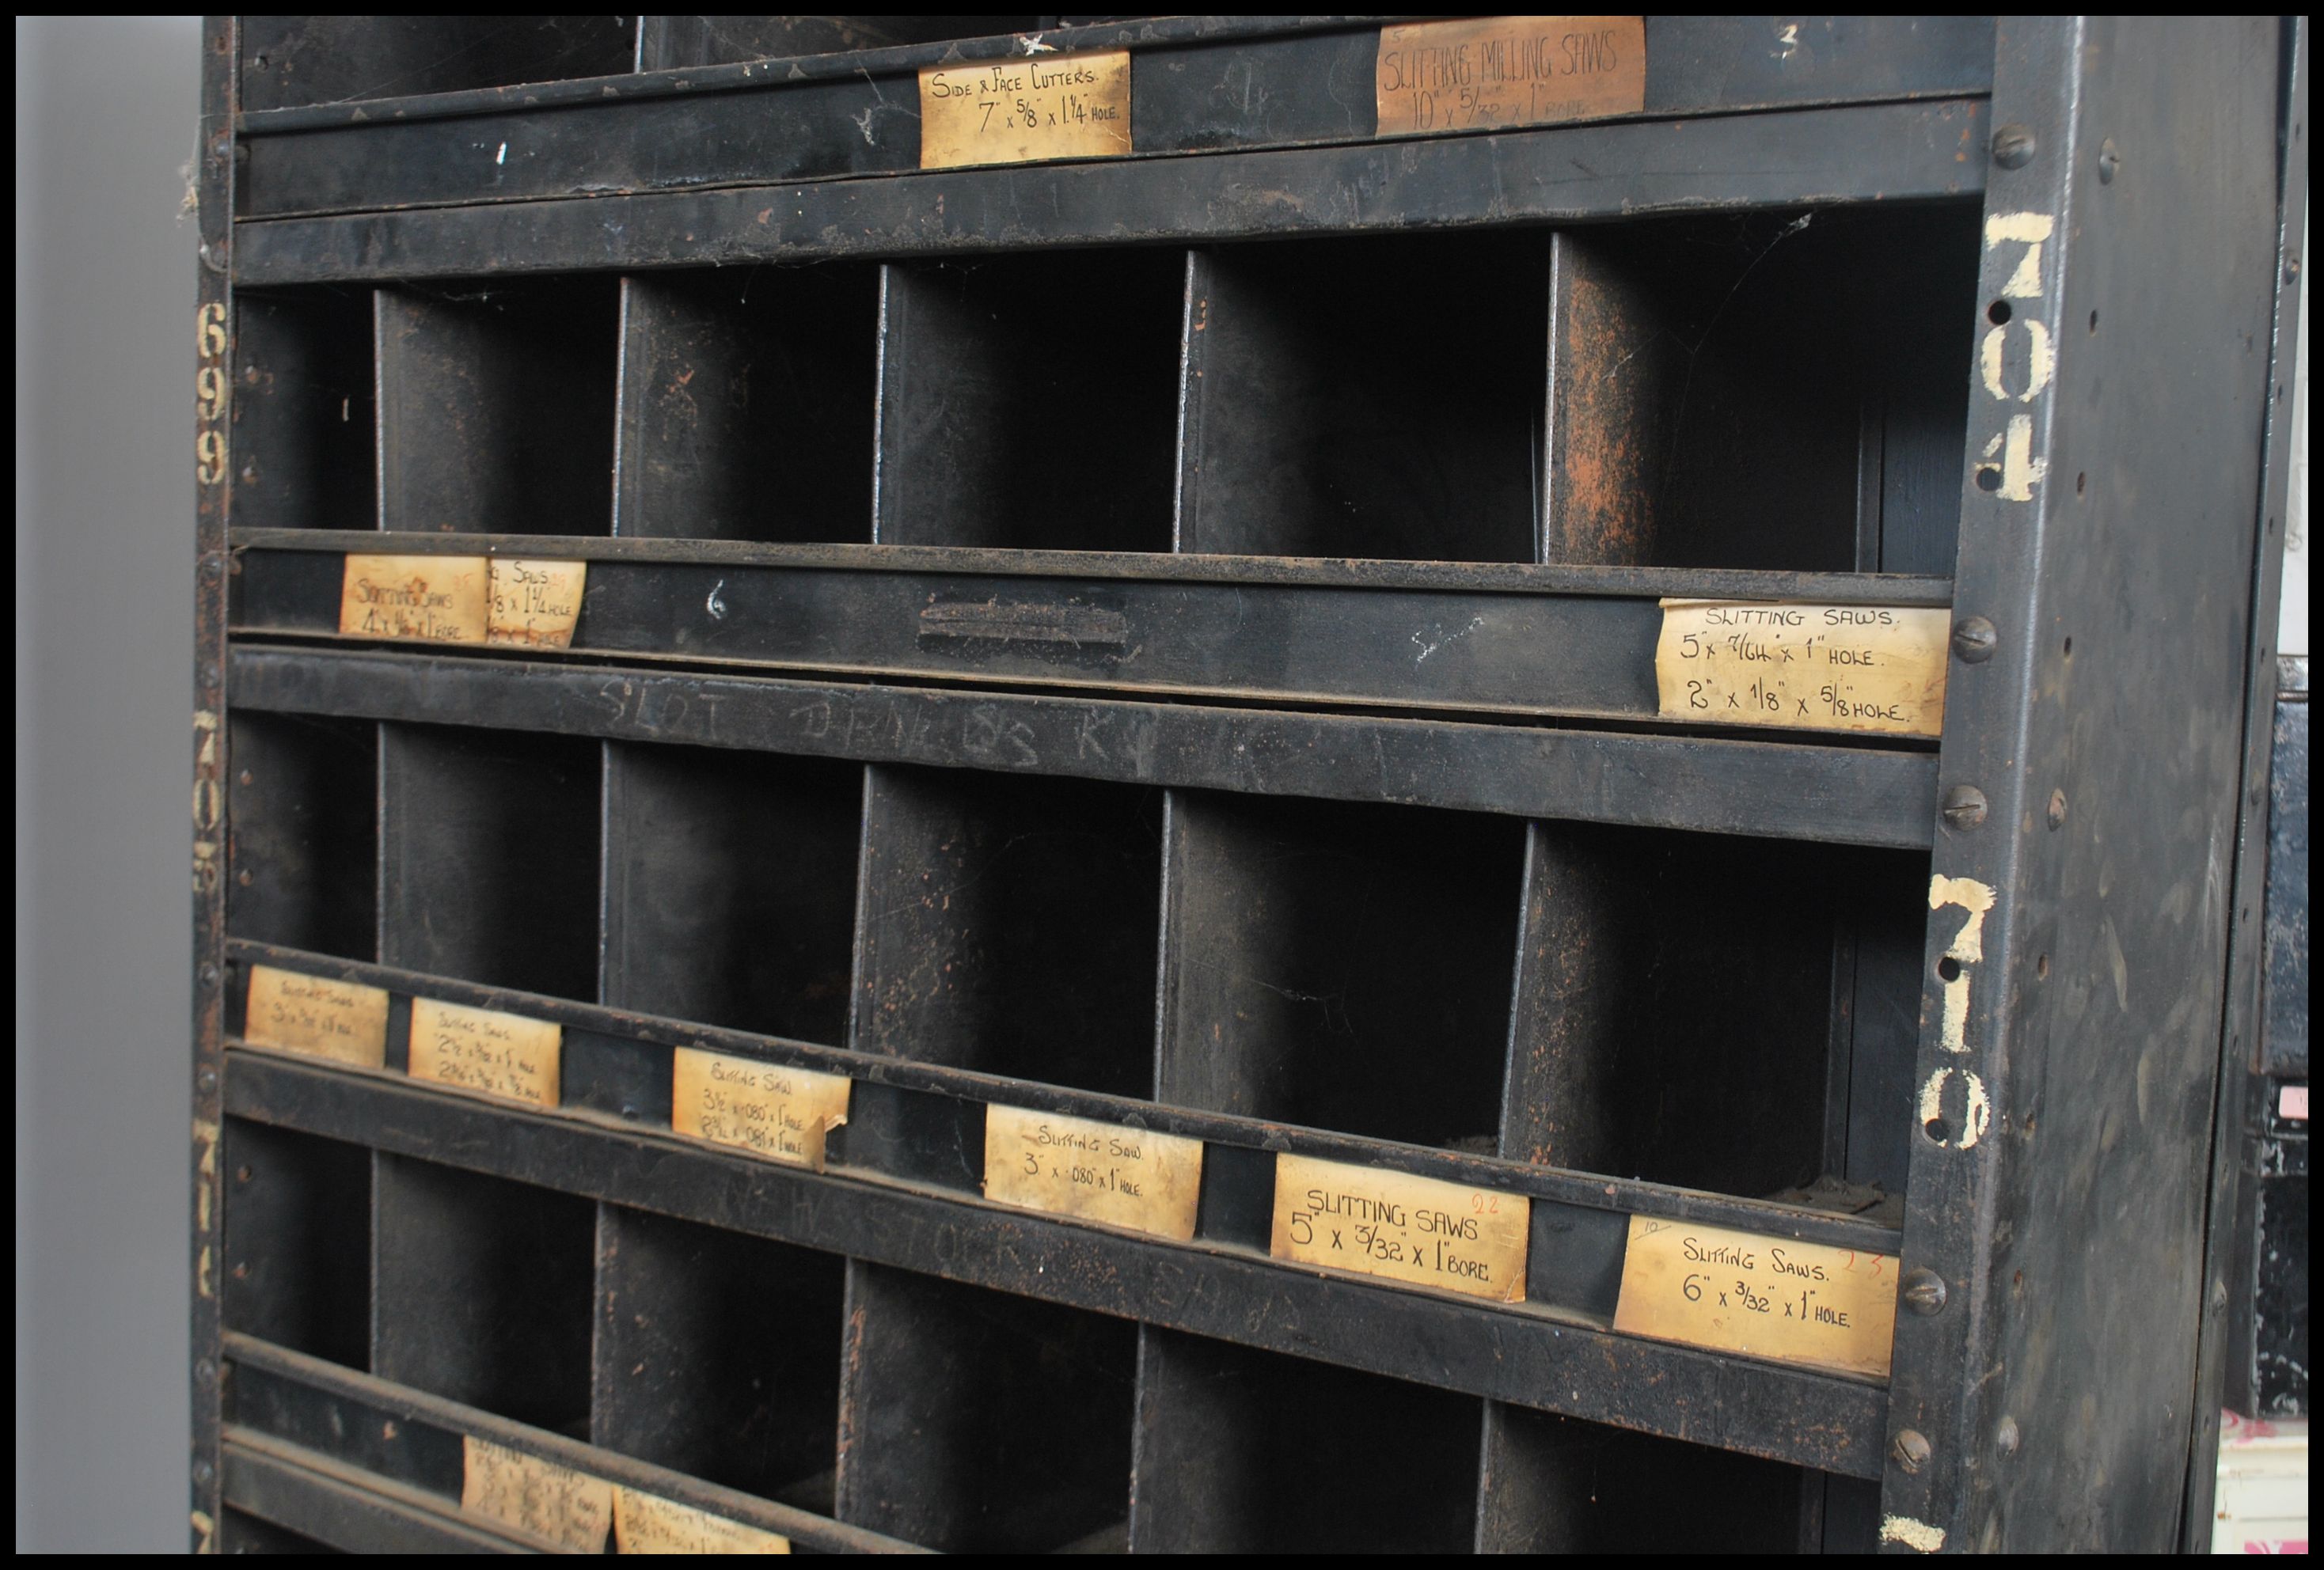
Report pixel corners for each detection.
[195,302,228,485]
[192,301,230,894]
[1973,212,2056,501]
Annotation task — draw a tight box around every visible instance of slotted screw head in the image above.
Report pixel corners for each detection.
[1941,787,1989,832]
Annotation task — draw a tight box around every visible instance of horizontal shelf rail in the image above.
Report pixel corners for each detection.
[230,645,1940,848]
[222,1334,925,1554]
[231,96,1988,284]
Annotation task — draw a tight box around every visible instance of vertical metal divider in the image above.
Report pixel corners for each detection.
[367,270,395,1395]
[1478,233,1572,1551]
[1134,245,1214,1553]
[868,263,902,546]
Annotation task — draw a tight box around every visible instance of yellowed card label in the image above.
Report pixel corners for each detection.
[613,1487,790,1555]
[920,49,1131,169]
[487,558,587,650]
[242,965,389,1068]
[1270,1153,1528,1303]
[1377,16,1645,136]
[340,554,488,644]
[1611,1215,1899,1379]
[670,1049,851,1172]
[460,1435,612,1553]
[982,1106,1203,1242]
[408,998,561,1109]
[1655,601,1951,738]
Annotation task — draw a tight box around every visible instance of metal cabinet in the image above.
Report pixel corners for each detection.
[190,16,2307,1553]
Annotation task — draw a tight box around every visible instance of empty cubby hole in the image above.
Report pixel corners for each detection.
[1504,821,1930,1203]
[1540,204,1980,573]
[371,1155,596,1436]
[591,1205,845,1513]
[837,1262,1136,1553]
[1130,1329,1481,1553]
[240,17,637,112]
[1178,229,1551,563]
[231,289,376,530]
[1476,1401,1875,1553]
[221,1119,371,1370]
[227,711,378,961]
[875,248,1186,552]
[614,267,879,543]
[637,17,1049,68]
[376,275,618,535]
[855,765,1162,1098]
[1160,790,1523,1151]
[602,743,862,1041]
[378,723,599,1002]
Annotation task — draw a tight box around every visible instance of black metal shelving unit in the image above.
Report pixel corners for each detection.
[189,16,2307,1553]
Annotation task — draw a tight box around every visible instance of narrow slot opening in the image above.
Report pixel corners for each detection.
[222,1119,372,1370]
[227,711,378,961]
[638,16,1050,68]
[218,1511,343,1553]
[377,276,618,535]
[240,17,638,112]
[231,289,376,530]
[837,1262,1134,1552]
[617,267,879,543]
[877,249,1184,552]
[1131,1329,1480,1553]
[379,724,599,1001]
[1181,230,1550,563]
[1544,205,1980,573]
[1507,822,1928,1204]
[856,766,1162,1098]
[605,744,862,1041]
[371,1155,595,1436]
[592,1207,845,1513]
[1479,1403,1856,1552]
[1162,791,1521,1151]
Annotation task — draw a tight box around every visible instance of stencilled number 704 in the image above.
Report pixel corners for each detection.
[1975,212,2056,502]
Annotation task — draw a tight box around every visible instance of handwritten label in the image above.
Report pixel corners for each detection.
[982,1105,1203,1242]
[460,1435,612,1553]
[670,1049,851,1172]
[487,558,587,650]
[1270,1154,1529,1303]
[340,554,488,644]
[1612,1215,1899,1379]
[920,49,1131,169]
[1655,601,1952,738]
[1377,16,1645,136]
[613,1488,790,1554]
[242,965,389,1068]
[408,998,561,1109]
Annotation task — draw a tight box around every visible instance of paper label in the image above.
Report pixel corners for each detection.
[919,50,1132,169]
[408,998,561,1109]
[982,1105,1203,1242]
[242,965,389,1068]
[1270,1154,1529,1303]
[1611,1215,1899,1379]
[670,1049,851,1171]
[613,1487,791,1554]
[460,1435,613,1553]
[1655,601,1952,738]
[487,558,587,650]
[340,554,488,644]
[1376,16,1646,136]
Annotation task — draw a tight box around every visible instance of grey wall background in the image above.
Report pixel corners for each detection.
[16,14,203,1555]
